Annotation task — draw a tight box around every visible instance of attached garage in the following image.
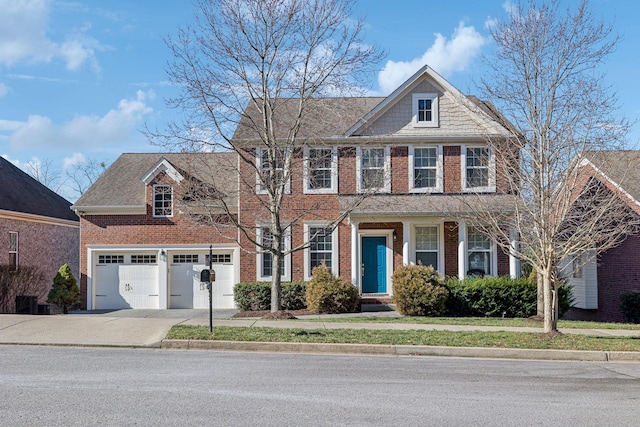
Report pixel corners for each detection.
[93,253,160,309]
[168,250,235,309]
[89,247,238,310]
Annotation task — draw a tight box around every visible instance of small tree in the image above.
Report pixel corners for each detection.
[47,264,80,314]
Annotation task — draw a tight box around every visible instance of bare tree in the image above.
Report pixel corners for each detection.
[469,0,634,332]
[24,158,65,193]
[65,159,109,198]
[0,265,47,313]
[150,0,382,312]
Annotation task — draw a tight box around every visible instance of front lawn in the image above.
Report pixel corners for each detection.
[166,324,640,352]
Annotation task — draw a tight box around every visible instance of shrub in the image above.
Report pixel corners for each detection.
[444,276,573,318]
[392,265,448,316]
[233,282,307,311]
[445,276,535,318]
[620,290,640,323]
[47,264,80,314]
[306,265,359,314]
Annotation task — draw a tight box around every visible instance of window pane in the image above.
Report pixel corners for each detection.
[467,227,491,275]
[362,148,384,168]
[415,226,438,250]
[416,252,438,268]
[362,169,384,189]
[414,169,436,188]
[309,227,332,273]
[418,99,432,122]
[466,148,490,188]
[154,185,172,216]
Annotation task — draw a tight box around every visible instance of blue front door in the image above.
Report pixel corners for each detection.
[361,236,387,293]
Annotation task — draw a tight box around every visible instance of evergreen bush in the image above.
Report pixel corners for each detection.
[306,265,359,314]
[392,264,448,316]
[47,264,80,314]
[620,290,640,323]
[233,282,307,311]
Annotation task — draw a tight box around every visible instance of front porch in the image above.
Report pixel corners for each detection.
[348,219,520,297]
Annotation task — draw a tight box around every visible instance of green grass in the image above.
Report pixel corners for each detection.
[166,325,640,352]
[297,316,640,330]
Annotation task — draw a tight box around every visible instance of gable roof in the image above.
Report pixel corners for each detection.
[346,65,514,138]
[0,156,78,222]
[232,97,385,142]
[232,65,515,143]
[72,152,238,213]
[580,150,640,211]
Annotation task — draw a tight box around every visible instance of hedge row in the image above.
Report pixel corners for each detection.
[233,282,307,311]
[443,276,572,318]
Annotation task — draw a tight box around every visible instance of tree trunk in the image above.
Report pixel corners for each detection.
[537,273,544,317]
[271,251,283,313]
[542,269,558,333]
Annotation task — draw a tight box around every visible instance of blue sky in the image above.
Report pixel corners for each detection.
[1,0,638,201]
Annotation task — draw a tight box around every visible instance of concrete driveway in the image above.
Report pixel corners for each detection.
[0,309,237,348]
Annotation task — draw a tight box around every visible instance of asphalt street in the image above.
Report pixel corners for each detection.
[1,346,639,426]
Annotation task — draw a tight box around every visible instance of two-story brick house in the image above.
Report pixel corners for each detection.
[73,65,519,310]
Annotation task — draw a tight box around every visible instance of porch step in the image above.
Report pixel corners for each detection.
[360,294,395,312]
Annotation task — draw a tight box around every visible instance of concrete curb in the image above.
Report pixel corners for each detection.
[161,339,640,362]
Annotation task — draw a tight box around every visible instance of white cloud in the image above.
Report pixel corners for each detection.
[0,0,105,72]
[5,91,153,151]
[377,22,486,95]
[0,83,8,98]
[62,152,86,170]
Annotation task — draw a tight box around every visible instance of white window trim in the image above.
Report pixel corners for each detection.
[153,184,174,218]
[460,145,496,193]
[303,223,339,281]
[303,146,338,194]
[466,227,498,277]
[256,225,291,282]
[9,231,18,269]
[412,93,439,128]
[411,223,444,273]
[408,145,443,193]
[356,146,391,193]
[255,147,291,195]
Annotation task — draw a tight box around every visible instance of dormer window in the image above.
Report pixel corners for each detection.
[153,185,173,217]
[412,93,439,127]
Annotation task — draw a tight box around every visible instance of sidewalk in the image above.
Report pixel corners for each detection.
[1,310,639,362]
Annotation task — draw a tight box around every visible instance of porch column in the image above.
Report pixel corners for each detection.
[458,221,467,280]
[509,228,521,279]
[402,221,410,266]
[351,220,359,287]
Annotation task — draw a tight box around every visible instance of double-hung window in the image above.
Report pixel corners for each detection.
[463,146,496,192]
[412,93,439,127]
[256,147,289,194]
[305,225,338,279]
[153,185,173,217]
[414,226,439,270]
[257,226,290,281]
[9,232,17,270]
[467,227,492,276]
[409,146,442,192]
[357,147,390,193]
[304,147,337,193]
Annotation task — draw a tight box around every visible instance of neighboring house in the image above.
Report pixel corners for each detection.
[73,65,520,311]
[563,151,640,322]
[0,156,79,313]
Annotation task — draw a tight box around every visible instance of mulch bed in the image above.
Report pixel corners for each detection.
[233,309,315,319]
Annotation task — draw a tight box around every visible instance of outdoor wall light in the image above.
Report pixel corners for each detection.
[160,249,166,261]
[393,230,397,241]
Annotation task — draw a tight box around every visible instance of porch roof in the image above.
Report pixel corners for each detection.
[339,194,518,217]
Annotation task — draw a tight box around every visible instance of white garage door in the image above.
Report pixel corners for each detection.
[93,253,159,309]
[169,251,235,309]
